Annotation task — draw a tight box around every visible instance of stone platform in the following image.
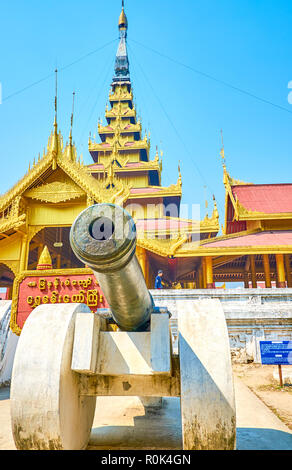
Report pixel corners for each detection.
[2,376,292,450]
[151,288,292,362]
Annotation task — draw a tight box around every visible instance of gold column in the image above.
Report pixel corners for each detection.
[276,254,286,288]
[284,255,292,288]
[19,234,28,272]
[263,254,271,288]
[136,246,149,287]
[205,256,214,289]
[250,255,257,288]
[202,258,207,289]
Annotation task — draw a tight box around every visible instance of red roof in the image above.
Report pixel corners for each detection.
[130,187,163,194]
[232,184,292,214]
[136,218,198,231]
[204,230,292,248]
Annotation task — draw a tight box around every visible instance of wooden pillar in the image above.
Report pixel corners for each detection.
[263,254,271,288]
[205,256,214,289]
[243,272,249,289]
[198,268,203,289]
[6,287,13,300]
[250,255,257,288]
[276,254,286,288]
[202,258,207,289]
[195,272,199,290]
[284,255,292,288]
[57,254,61,269]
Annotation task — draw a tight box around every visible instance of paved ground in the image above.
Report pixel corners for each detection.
[1,376,292,450]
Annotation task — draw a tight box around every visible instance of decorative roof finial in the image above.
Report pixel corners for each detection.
[212,194,219,220]
[114,1,130,83]
[119,0,127,29]
[220,128,225,164]
[54,69,58,127]
[178,161,182,187]
[65,91,76,161]
[204,185,208,217]
[70,91,75,143]
[50,69,59,164]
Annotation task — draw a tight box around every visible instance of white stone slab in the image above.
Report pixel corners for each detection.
[71,313,101,374]
[178,299,236,450]
[150,313,171,374]
[96,314,171,376]
[10,303,96,450]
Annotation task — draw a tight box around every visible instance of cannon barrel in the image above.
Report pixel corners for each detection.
[70,203,153,331]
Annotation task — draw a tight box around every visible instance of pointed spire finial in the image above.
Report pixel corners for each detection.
[50,69,59,163]
[114,0,129,83]
[220,128,225,163]
[54,69,58,126]
[212,194,219,220]
[65,91,76,161]
[119,1,127,29]
[70,90,75,142]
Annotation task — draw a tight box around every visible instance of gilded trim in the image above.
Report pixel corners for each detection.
[10,267,94,336]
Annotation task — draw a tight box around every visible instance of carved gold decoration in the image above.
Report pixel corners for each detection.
[27,225,45,243]
[109,86,133,102]
[137,234,188,258]
[0,260,19,276]
[96,162,132,205]
[0,214,26,234]
[25,181,85,203]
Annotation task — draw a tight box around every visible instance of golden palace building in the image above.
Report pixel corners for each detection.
[1,5,292,335]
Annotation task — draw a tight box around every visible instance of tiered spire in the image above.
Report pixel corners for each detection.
[113,1,130,83]
[87,2,164,189]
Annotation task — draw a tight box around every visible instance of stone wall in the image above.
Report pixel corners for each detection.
[151,289,292,363]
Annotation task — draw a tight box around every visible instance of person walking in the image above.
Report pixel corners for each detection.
[155,270,163,289]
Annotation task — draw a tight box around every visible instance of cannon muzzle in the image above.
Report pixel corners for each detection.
[70,203,153,331]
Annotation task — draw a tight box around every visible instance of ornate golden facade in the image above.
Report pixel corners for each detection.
[1,4,292,327]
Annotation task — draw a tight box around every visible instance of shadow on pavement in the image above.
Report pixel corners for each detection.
[0,387,10,401]
[236,427,292,450]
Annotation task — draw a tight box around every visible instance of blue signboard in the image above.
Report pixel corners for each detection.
[259,341,292,365]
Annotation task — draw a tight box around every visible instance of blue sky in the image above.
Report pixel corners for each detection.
[1,0,292,226]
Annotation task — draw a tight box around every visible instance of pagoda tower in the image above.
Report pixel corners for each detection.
[85,2,220,286]
[87,3,183,222]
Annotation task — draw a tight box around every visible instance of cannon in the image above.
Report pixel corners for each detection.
[10,204,236,450]
[70,203,154,332]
